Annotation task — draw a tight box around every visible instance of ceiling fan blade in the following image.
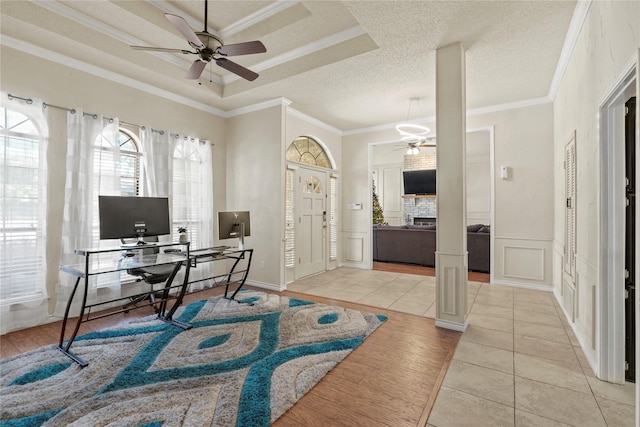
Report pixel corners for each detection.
[130,45,194,54]
[185,60,208,79]
[215,58,259,81]
[165,13,205,49]
[218,41,266,56]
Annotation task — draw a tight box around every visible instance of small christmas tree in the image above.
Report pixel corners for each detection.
[372,181,388,225]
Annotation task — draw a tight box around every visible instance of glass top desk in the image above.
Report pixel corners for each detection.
[58,244,253,367]
[58,242,190,367]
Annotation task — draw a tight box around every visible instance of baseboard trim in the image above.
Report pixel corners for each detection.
[244,280,285,292]
[553,287,599,379]
[491,278,553,292]
[435,318,468,332]
[341,262,369,270]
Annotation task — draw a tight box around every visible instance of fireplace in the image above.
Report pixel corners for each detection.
[414,217,436,225]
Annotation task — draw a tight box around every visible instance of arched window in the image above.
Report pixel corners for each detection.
[94,128,141,197]
[92,128,142,247]
[0,106,48,303]
[172,138,205,249]
[286,136,332,168]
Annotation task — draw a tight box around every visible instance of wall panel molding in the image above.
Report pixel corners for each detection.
[493,237,552,287]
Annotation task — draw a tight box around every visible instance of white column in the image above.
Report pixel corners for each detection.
[435,42,468,331]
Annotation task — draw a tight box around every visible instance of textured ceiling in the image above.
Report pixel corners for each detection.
[0,0,577,132]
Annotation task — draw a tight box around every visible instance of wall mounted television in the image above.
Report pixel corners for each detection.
[403,169,437,195]
[98,196,171,242]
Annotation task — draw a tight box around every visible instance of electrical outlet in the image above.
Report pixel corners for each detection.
[260,261,265,269]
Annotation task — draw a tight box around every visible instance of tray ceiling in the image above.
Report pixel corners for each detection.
[0,0,577,132]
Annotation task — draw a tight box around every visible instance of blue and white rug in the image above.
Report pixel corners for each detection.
[0,291,386,426]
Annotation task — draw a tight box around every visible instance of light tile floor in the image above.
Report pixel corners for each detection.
[287,267,636,427]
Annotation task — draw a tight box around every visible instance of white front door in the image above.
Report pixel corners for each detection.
[296,167,326,279]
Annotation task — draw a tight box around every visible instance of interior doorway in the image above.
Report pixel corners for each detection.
[599,59,637,383]
[624,96,636,382]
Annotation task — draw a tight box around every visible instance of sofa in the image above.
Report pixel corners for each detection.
[373,223,490,273]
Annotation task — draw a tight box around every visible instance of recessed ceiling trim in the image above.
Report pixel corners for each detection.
[222,25,367,85]
[36,0,223,85]
[219,1,299,39]
[148,1,299,40]
[0,35,226,117]
[547,0,593,100]
[147,0,220,37]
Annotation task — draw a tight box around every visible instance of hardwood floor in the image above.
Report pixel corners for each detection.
[1,285,460,427]
[373,261,490,283]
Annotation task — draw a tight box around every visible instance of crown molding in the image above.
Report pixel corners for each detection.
[0,35,226,117]
[219,1,299,39]
[547,0,593,100]
[286,107,343,136]
[344,97,552,136]
[225,97,292,117]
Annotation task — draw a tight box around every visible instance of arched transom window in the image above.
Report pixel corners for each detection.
[286,136,331,168]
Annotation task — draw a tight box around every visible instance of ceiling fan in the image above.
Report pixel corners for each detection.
[395,137,436,154]
[130,0,266,81]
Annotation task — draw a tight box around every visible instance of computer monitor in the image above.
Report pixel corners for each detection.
[99,196,171,243]
[218,211,250,249]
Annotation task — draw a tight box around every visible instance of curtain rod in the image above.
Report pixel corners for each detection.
[6,93,165,134]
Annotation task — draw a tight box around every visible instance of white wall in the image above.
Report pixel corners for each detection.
[552,0,640,379]
[226,105,284,289]
[343,102,555,288]
[468,104,554,288]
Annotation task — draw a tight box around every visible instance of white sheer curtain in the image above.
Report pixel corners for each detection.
[170,135,214,290]
[57,111,120,314]
[140,126,171,198]
[0,93,50,333]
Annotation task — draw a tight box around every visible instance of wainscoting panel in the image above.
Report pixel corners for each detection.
[344,235,365,264]
[503,246,545,280]
[493,237,552,289]
[442,266,458,315]
[575,255,597,351]
[562,276,576,322]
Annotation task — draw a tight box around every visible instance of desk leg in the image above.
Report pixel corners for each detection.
[226,249,253,300]
[57,276,88,367]
[157,261,192,330]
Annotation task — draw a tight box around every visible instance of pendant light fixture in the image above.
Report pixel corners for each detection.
[397,97,431,155]
[396,97,430,138]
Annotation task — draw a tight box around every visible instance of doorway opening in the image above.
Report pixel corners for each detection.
[599,58,637,383]
[284,136,337,282]
[624,95,636,382]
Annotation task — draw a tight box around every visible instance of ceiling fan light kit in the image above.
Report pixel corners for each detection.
[130,1,266,82]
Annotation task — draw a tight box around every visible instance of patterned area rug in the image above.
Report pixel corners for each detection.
[0,291,386,426]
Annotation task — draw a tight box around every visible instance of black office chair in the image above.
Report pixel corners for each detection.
[121,236,180,312]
